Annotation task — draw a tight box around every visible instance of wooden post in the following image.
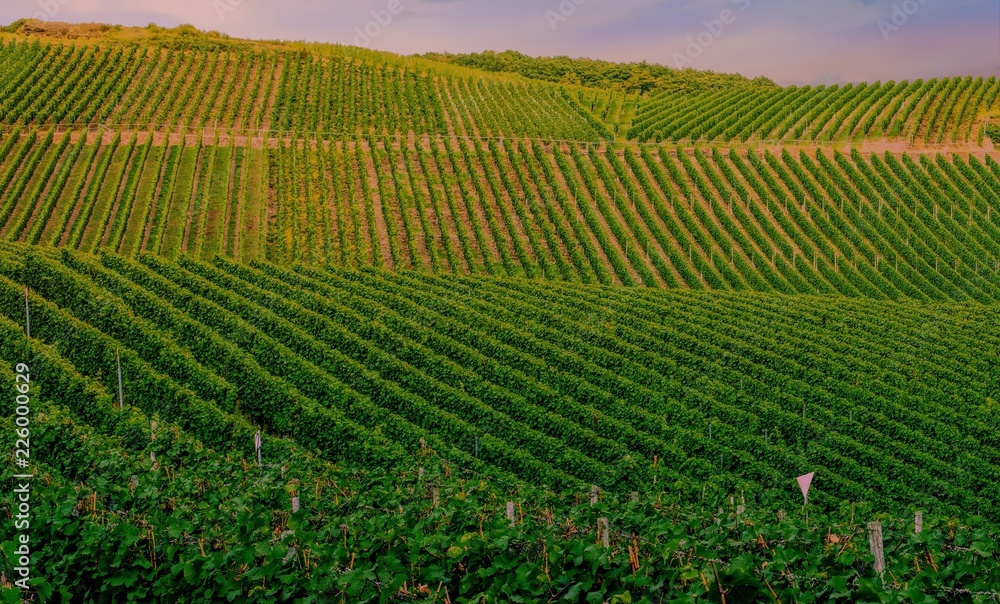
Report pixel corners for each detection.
[431,487,440,508]
[590,485,599,505]
[506,502,516,527]
[630,491,639,503]
[597,517,610,547]
[868,521,885,576]
[778,510,785,522]
[418,467,424,480]
[292,496,300,513]
[915,511,923,534]
[150,421,157,441]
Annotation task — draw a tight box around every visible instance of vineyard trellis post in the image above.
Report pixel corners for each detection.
[597,518,610,548]
[506,502,515,526]
[255,430,262,466]
[868,521,885,577]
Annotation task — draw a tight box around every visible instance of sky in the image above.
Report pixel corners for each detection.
[4,0,998,85]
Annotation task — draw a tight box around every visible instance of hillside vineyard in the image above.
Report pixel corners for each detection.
[1,21,1000,602]
[3,127,1000,303]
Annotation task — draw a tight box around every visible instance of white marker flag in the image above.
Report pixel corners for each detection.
[797,472,815,503]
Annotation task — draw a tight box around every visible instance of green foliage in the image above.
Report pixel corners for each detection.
[985,123,1000,144]
[1,413,999,601]
[421,50,775,95]
[629,77,994,143]
[0,242,995,597]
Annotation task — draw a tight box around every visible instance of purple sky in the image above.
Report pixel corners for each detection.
[6,0,998,85]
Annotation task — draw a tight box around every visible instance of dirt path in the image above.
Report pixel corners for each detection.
[223,143,243,258]
[371,140,414,270]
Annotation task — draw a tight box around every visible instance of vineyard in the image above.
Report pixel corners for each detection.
[0,128,266,262]
[628,77,1000,144]
[0,246,998,513]
[6,125,1000,306]
[0,40,279,132]
[4,430,1000,602]
[266,137,1000,303]
[1,245,1000,599]
[2,18,1000,601]
[0,37,606,141]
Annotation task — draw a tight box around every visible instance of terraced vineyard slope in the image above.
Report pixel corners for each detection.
[0,129,267,262]
[0,36,607,141]
[629,77,1000,144]
[1,244,998,521]
[5,125,1000,305]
